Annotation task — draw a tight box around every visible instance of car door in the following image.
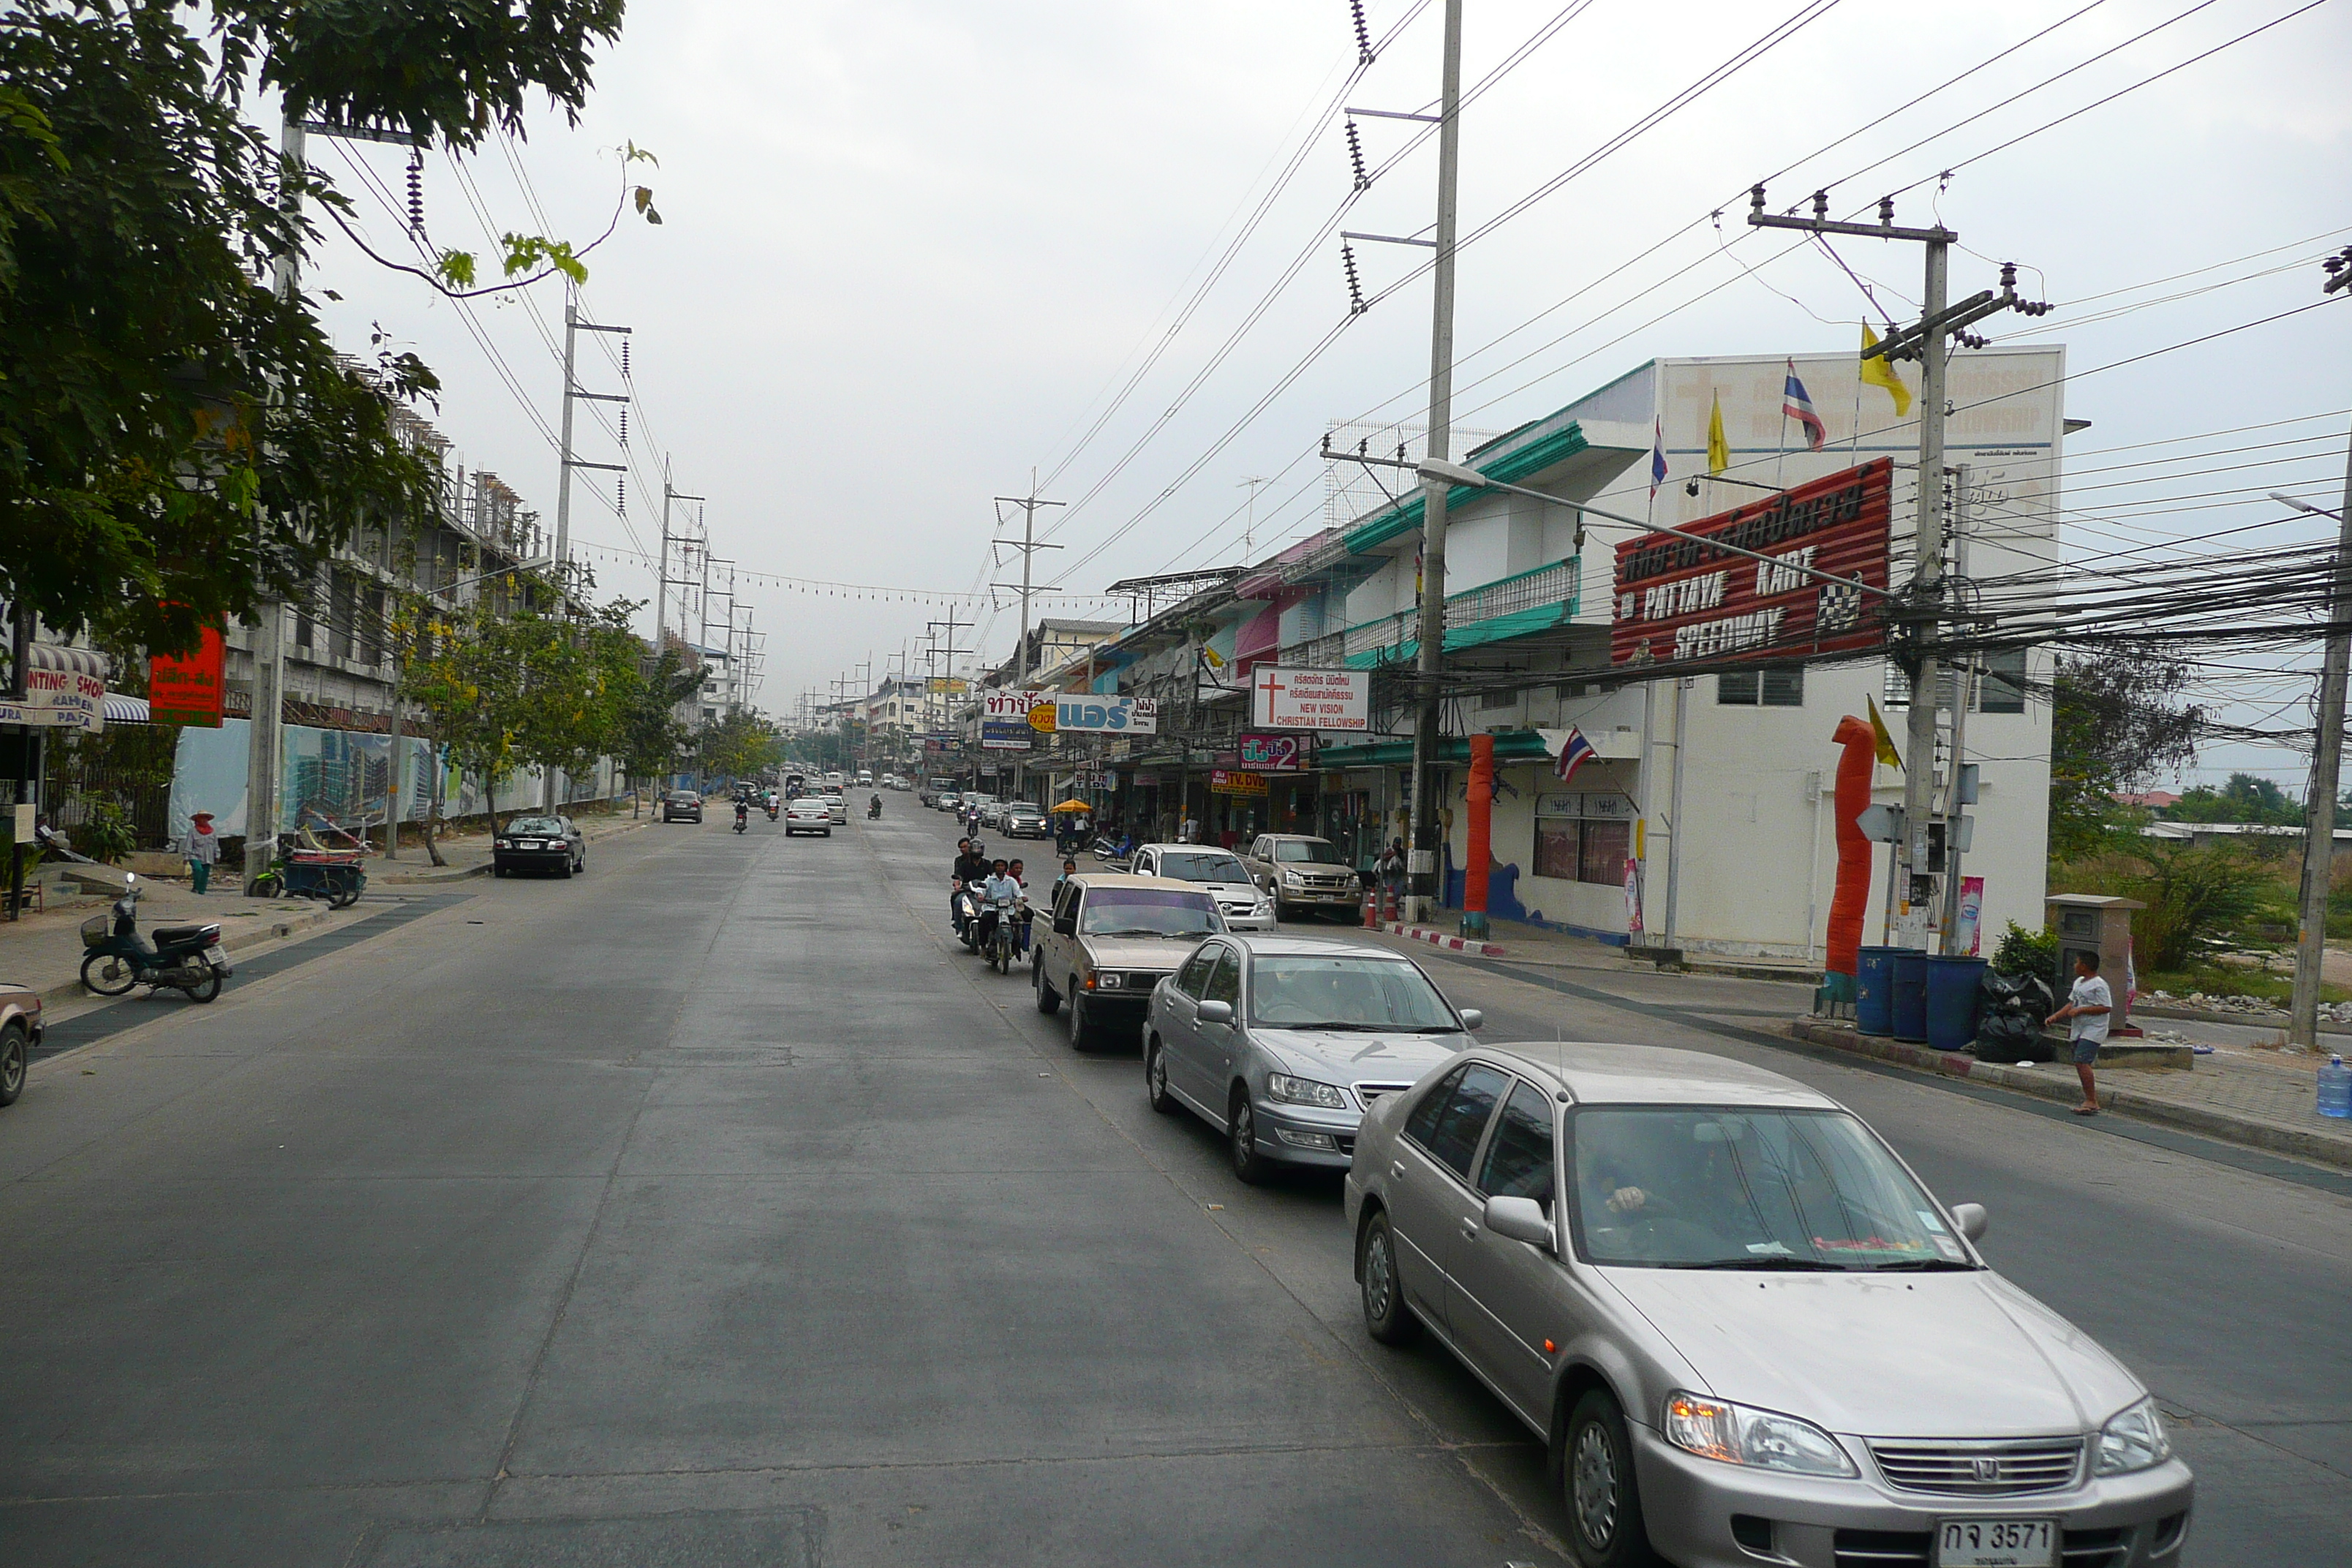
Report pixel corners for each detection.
[1385,1060,1512,1332]
[1447,1077,1564,1426]
[1246,837,1274,892]
[1132,848,1156,878]
[1048,886,1082,991]
[1180,946,1243,1110]
[1158,945,1218,1111]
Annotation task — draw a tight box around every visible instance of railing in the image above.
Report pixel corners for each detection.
[1282,557,1580,668]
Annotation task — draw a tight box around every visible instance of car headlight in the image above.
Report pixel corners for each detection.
[2095,1396,2171,1476]
[1267,1073,1349,1109]
[1097,972,1123,989]
[1664,1392,1856,1477]
[1281,870,1305,886]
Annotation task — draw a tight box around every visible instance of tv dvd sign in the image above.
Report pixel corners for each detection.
[1053,696,1159,734]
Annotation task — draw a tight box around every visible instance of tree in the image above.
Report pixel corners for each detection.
[615,648,700,804]
[701,710,783,784]
[0,2,636,652]
[2167,772,2302,826]
[2048,641,2203,859]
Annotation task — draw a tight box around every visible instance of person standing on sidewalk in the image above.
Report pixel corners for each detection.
[181,811,220,895]
[2046,951,2112,1115]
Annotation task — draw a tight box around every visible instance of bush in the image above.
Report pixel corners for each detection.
[73,800,137,865]
[1992,921,2061,981]
[2119,843,2274,971]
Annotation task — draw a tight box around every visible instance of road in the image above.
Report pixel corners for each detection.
[0,805,2342,1566]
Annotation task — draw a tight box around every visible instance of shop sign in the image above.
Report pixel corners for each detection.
[979,720,1033,751]
[984,688,1049,720]
[1237,731,1312,772]
[1250,666,1369,731]
[1052,696,1159,734]
[148,626,225,727]
[927,676,970,694]
[1610,458,1892,668]
[1210,769,1269,796]
[0,644,106,732]
[1028,702,1057,734]
[1536,791,1636,820]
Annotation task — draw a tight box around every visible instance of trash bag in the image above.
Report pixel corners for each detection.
[1975,970,2057,1062]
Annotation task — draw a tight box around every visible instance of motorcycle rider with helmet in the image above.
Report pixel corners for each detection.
[949,837,991,935]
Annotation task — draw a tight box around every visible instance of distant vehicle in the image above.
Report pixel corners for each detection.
[1240,834,1362,921]
[494,815,587,877]
[1131,843,1275,932]
[1003,802,1052,840]
[784,798,833,837]
[856,769,874,786]
[1030,873,1224,1049]
[660,790,703,824]
[936,791,962,813]
[0,979,42,1107]
[1143,934,1478,1181]
[821,789,849,825]
[1346,1041,2193,1568]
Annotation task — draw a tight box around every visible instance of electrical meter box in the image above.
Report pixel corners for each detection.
[2046,893,2144,1036]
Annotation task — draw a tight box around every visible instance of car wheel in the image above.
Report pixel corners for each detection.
[0,1020,27,1107]
[1228,1085,1272,1184]
[1359,1209,1419,1345]
[80,952,137,998]
[1035,965,1060,1016]
[1565,1389,1659,1568]
[557,856,573,879]
[1067,989,1090,1049]
[1145,1038,1177,1115]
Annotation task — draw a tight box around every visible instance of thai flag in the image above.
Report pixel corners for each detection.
[1649,418,1667,498]
[1783,360,1826,451]
[1554,725,1596,783]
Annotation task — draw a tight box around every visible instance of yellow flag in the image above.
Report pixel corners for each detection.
[1705,389,1729,475]
[1859,323,1913,417]
[1866,696,1902,769]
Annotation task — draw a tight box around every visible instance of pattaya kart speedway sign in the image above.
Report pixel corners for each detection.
[1251,666,1369,731]
[1610,457,1892,668]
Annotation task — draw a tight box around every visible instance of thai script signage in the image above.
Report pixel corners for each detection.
[149,626,225,727]
[1053,696,1160,734]
[1250,666,1369,731]
[1237,732,1311,772]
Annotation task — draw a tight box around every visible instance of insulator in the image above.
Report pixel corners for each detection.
[1341,241,1366,317]
[621,339,630,379]
[617,474,626,514]
[1878,195,1896,226]
[406,148,424,237]
[1351,0,1373,63]
[1346,119,1369,192]
[618,408,627,445]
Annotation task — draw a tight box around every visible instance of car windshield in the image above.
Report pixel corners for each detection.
[1009,805,1044,818]
[1248,955,1456,1030]
[1079,888,1221,937]
[506,817,564,835]
[1155,851,1251,883]
[1569,1107,1967,1272]
[1273,840,1345,864]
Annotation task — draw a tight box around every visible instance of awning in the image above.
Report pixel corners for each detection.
[26,642,108,680]
[102,695,151,724]
[1,641,109,731]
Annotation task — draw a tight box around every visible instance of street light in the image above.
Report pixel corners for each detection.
[2270,491,2343,521]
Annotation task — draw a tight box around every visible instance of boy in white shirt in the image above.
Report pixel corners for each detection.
[2046,951,2112,1116]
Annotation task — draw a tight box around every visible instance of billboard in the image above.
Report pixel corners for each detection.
[1237,732,1311,772]
[1249,666,1369,731]
[1610,458,1892,668]
[979,720,1032,752]
[1210,769,1269,796]
[149,626,225,727]
[1053,696,1159,734]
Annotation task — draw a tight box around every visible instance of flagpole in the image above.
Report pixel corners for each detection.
[1776,359,1790,489]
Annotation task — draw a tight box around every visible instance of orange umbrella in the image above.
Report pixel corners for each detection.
[1049,799,1093,813]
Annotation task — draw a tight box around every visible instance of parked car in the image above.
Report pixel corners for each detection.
[1030,873,1224,1048]
[1240,834,1362,921]
[1344,1040,2195,1568]
[0,980,40,1107]
[784,798,833,837]
[1003,802,1052,840]
[660,790,703,823]
[493,814,587,878]
[1144,934,1479,1182]
[1131,843,1275,932]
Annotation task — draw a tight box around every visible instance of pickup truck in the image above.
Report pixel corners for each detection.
[1030,873,1225,1048]
[1237,834,1362,921]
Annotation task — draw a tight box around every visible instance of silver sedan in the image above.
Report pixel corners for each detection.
[1344,1041,2193,1568]
[1142,934,1480,1182]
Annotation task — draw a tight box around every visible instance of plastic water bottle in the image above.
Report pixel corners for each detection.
[2320,1055,2352,1120]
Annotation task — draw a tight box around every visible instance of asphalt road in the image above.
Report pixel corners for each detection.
[0,805,2343,1566]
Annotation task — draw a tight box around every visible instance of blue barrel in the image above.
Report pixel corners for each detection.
[1855,946,1899,1036]
[1925,956,1989,1053]
[1891,950,1930,1042]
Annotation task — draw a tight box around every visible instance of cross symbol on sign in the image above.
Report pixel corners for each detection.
[1256,668,1286,706]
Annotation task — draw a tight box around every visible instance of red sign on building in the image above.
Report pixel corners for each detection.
[148,625,225,727]
[1610,458,1893,668]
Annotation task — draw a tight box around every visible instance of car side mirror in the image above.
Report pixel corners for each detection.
[1196,1000,1235,1026]
[1054,917,1076,936]
[1950,1202,1989,1242]
[1484,1195,1553,1251]
[1457,1009,1483,1031]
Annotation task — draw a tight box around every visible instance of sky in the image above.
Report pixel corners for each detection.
[295,0,2352,785]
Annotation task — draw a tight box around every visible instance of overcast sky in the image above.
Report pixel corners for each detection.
[299,0,2351,783]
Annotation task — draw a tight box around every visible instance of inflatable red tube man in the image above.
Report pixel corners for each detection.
[1824,716,1877,998]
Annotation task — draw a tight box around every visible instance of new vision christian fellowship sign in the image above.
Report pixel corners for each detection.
[1610,457,1892,668]
[1250,666,1369,731]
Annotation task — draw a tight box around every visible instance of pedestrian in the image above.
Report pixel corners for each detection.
[182,810,220,895]
[2046,951,2111,1115]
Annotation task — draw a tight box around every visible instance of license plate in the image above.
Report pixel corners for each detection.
[1935,1519,2056,1567]
[205,950,229,970]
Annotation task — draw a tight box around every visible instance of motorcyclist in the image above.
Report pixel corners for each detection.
[950,837,991,931]
[734,796,750,831]
[868,792,882,820]
[1005,858,1034,957]
[976,858,1021,954]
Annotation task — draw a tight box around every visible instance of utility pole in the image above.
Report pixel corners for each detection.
[995,484,1066,804]
[1404,0,1465,921]
[1749,188,2046,950]
[2288,246,2352,1048]
[655,461,705,650]
[546,301,630,809]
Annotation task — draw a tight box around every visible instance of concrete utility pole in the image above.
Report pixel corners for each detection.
[1404,0,1465,921]
[655,462,705,650]
[1749,189,2046,950]
[2287,246,2352,1048]
[546,301,630,809]
[994,484,1065,804]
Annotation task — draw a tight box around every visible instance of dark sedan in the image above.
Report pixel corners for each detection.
[660,790,703,823]
[493,815,587,878]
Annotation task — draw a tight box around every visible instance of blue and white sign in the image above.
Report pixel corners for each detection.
[1054,696,1160,734]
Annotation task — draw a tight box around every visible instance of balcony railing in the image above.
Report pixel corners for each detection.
[1285,557,1580,668]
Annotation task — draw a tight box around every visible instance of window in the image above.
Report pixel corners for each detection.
[1273,840,1345,864]
[1717,666,1803,706]
[1077,888,1221,937]
[1476,1081,1557,1207]
[1175,948,1218,999]
[1979,648,2027,714]
[1478,687,1516,712]
[1578,818,1632,885]
[1534,819,1580,881]
[1247,955,1455,1030]
[1204,949,1241,1006]
[1406,1061,1509,1181]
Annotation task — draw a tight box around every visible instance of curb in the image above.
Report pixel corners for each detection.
[31,902,344,1006]
[1785,1019,2352,1172]
[1384,922,1508,957]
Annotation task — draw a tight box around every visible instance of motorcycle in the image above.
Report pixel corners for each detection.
[951,881,984,951]
[983,890,1028,975]
[765,799,780,822]
[733,804,750,834]
[867,796,882,820]
[80,875,232,1003]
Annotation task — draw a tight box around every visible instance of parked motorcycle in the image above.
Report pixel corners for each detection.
[80,875,232,1003]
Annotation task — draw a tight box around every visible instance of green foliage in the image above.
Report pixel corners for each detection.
[75,799,137,865]
[2116,844,2277,972]
[615,648,699,785]
[2166,772,2302,826]
[1991,921,2060,983]
[701,709,783,783]
[2048,641,2202,859]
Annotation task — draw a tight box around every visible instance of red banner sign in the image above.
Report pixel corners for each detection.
[148,625,225,727]
[1610,458,1892,668]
